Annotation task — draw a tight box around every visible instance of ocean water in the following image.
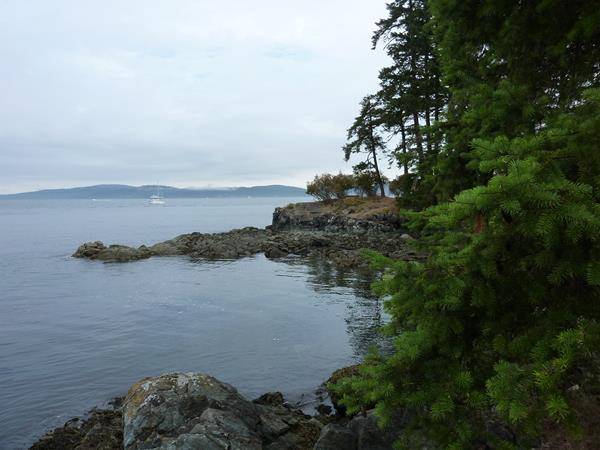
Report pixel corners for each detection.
[0,198,386,449]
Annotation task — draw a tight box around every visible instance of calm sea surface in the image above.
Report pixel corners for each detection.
[0,198,385,449]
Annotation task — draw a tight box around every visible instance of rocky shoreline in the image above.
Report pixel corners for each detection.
[72,227,418,268]
[72,199,418,267]
[31,370,403,450]
[34,200,415,449]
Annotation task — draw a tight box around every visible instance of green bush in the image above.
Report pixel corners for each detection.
[306,174,335,201]
[331,173,355,199]
[306,173,354,201]
[354,169,388,197]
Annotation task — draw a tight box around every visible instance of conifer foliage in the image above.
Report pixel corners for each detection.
[344,0,447,207]
[335,1,600,447]
[343,95,388,197]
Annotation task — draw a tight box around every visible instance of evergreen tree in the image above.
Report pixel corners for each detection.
[372,0,447,207]
[337,87,600,449]
[430,0,600,201]
[343,95,388,197]
[335,1,600,447]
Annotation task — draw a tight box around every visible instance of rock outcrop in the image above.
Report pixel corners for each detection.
[72,241,153,262]
[347,410,404,450]
[314,423,357,449]
[30,372,410,450]
[272,198,404,233]
[73,228,420,267]
[30,401,123,450]
[72,199,418,266]
[122,373,322,450]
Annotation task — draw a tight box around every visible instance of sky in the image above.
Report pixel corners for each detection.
[0,0,392,194]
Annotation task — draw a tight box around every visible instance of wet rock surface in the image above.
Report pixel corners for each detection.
[30,371,406,450]
[122,373,322,450]
[73,227,419,266]
[30,401,123,450]
[72,200,420,266]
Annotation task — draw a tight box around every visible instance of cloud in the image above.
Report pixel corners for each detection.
[0,0,392,193]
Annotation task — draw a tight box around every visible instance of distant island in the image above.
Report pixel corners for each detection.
[0,184,308,199]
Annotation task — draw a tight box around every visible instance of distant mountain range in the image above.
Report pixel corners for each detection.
[0,184,308,199]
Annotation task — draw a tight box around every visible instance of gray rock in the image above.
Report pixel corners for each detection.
[30,406,122,450]
[72,241,151,262]
[316,404,332,416]
[349,409,410,450]
[253,391,285,406]
[264,245,289,259]
[349,412,388,450]
[271,200,406,233]
[123,373,258,449]
[182,408,262,449]
[72,240,106,258]
[122,373,321,450]
[148,241,181,256]
[257,405,322,448]
[314,423,356,450]
[74,228,418,267]
[72,201,423,267]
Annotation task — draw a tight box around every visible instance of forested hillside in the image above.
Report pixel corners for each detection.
[333,1,600,448]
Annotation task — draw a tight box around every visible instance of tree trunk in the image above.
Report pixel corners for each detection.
[372,146,386,197]
[367,118,386,197]
[434,96,440,153]
[425,106,432,154]
[400,121,408,175]
[424,51,433,155]
[408,0,424,164]
[412,112,424,163]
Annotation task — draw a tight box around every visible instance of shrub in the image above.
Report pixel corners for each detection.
[331,173,355,199]
[306,174,335,201]
[354,170,387,197]
[306,173,354,201]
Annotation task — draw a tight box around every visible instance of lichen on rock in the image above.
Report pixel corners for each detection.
[122,372,322,450]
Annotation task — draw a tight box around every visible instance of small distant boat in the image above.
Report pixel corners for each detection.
[149,184,165,205]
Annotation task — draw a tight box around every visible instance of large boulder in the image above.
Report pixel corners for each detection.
[313,424,357,450]
[311,409,410,450]
[122,373,321,450]
[348,410,401,450]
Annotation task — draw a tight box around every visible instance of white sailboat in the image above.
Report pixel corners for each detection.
[149,184,165,205]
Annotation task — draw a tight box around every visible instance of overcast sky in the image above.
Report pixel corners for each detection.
[0,0,392,194]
